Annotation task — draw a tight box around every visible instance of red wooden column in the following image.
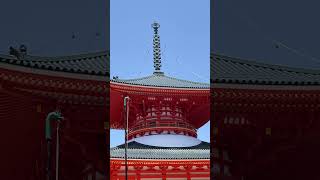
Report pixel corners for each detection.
[92,168,96,180]
[110,165,120,180]
[136,172,141,180]
[219,145,225,176]
[160,165,167,180]
[183,165,192,180]
[212,111,224,177]
[135,164,142,180]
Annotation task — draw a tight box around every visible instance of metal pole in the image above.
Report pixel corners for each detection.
[46,140,51,180]
[45,111,63,180]
[124,96,130,180]
[56,120,60,180]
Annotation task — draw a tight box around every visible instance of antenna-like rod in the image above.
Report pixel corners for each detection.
[152,22,163,74]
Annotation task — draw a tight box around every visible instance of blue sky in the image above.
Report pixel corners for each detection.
[110,0,210,147]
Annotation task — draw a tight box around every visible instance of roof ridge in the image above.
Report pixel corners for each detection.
[212,53,320,75]
[110,74,155,82]
[111,141,210,150]
[0,51,109,77]
[111,74,210,89]
[0,50,109,63]
[112,148,209,151]
[164,74,209,85]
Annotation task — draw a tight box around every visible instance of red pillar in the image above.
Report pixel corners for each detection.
[187,170,191,180]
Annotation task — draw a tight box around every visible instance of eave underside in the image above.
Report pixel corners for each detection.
[110,84,210,129]
[0,67,108,105]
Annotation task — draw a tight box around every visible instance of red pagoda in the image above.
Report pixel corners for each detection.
[110,22,211,179]
[212,53,320,180]
[0,48,109,179]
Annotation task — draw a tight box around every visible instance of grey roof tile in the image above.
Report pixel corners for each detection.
[211,54,320,85]
[110,141,210,159]
[0,51,109,76]
[115,141,210,150]
[111,73,209,89]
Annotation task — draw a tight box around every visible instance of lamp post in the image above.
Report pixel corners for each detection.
[45,111,63,180]
[124,96,130,180]
[55,117,61,180]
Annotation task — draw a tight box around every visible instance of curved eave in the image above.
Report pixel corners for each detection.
[110,81,210,94]
[212,83,320,91]
[110,159,210,163]
[110,158,210,160]
[113,140,210,149]
[110,148,210,160]
[110,73,210,89]
[212,79,320,87]
[0,62,107,82]
[0,51,109,79]
[211,53,320,87]
[0,65,108,101]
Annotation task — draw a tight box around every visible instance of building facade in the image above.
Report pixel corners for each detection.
[212,53,320,180]
[0,50,109,179]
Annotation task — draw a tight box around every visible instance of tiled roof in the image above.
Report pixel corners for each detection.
[110,141,210,159]
[211,54,320,85]
[0,51,109,76]
[111,73,209,89]
[115,141,210,149]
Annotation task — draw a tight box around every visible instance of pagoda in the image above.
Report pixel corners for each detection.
[211,53,320,180]
[110,22,211,179]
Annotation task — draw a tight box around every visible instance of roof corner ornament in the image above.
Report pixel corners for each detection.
[9,46,20,59]
[152,21,164,75]
[9,44,27,60]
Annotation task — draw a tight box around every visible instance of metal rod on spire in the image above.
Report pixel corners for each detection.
[152,22,163,74]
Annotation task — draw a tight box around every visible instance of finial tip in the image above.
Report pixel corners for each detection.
[152,21,160,29]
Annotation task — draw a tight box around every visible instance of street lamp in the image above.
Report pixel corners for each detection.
[124,96,130,180]
[45,111,64,180]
